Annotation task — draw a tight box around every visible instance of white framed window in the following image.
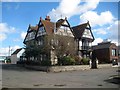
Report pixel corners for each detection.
[112,49,116,56]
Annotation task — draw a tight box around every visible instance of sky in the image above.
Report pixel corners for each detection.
[0,0,119,56]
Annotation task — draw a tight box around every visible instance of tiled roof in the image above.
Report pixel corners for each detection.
[39,18,68,35]
[56,19,65,28]
[12,48,22,55]
[72,22,94,41]
[92,42,117,50]
[41,20,54,35]
[72,23,87,39]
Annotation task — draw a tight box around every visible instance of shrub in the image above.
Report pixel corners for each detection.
[41,60,51,66]
[61,56,75,65]
[81,58,89,65]
[73,56,82,65]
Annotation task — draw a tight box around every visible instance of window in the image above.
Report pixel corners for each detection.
[82,40,89,50]
[112,49,116,56]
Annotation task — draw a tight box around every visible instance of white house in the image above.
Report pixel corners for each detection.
[11,48,25,64]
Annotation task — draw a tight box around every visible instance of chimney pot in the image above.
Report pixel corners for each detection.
[40,17,42,20]
[45,16,50,21]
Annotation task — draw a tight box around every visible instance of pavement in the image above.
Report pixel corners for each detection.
[1,64,120,89]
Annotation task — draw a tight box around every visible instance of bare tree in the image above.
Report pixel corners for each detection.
[43,34,76,59]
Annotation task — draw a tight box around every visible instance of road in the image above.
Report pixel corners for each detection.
[1,64,119,88]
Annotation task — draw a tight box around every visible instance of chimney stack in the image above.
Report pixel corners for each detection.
[40,17,42,21]
[45,16,50,21]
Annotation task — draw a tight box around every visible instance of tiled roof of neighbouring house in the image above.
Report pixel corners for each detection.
[11,48,22,55]
[92,42,117,50]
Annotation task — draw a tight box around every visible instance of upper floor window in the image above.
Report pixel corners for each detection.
[82,40,90,50]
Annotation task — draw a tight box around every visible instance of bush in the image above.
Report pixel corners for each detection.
[5,58,11,63]
[41,60,51,66]
[81,58,89,65]
[61,56,75,65]
[73,56,82,65]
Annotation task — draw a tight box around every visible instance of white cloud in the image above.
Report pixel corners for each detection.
[80,11,115,27]
[48,0,100,21]
[0,33,7,41]
[0,23,16,41]
[107,20,119,45]
[21,31,27,40]
[93,28,107,35]
[92,38,103,45]
[0,45,21,56]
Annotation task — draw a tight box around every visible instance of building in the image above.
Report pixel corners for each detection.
[11,48,25,64]
[92,41,118,64]
[23,16,95,65]
[72,21,95,58]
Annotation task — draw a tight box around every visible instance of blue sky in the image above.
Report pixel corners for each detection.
[0,0,119,56]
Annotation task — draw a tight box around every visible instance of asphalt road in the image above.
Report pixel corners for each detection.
[1,64,119,88]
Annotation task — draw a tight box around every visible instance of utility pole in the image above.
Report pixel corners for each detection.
[9,46,10,56]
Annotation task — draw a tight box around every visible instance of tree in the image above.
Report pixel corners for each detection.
[43,34,76,61]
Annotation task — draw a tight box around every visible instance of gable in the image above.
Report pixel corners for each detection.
[37,26,46,37]
[25,31,36,42]
[82,29,93,39]
[86,24,90,29]
[62,20,69,26]
[56,25,73,37]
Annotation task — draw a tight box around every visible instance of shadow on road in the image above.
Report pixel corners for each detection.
[104,75,120,85]
[1,64,38,72]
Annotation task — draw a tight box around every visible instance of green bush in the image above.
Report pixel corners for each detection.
[41,60,51,66]
[73,56,82,65]
[81,58,89,65]
[5,58,11,63]
[61,56,75,65]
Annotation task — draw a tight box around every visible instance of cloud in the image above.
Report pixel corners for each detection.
[0,23,16,41]
[0,33,7,41]
[21,31,27,40]
[0,45,21,56]
[80,11,115,27]
[48,0,100,21]
[107,20,119,45]
[93,28,107,35]
[92,38,103,45]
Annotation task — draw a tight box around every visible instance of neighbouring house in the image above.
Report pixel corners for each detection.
[92,41,118,64]
[11,48,25,64]
[23,16,95,65]
[72,21,95,58]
